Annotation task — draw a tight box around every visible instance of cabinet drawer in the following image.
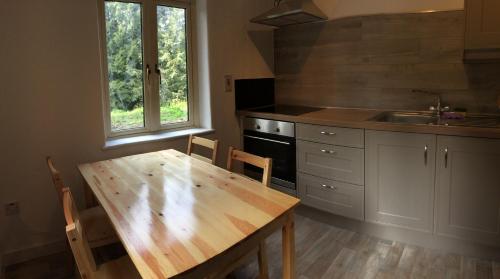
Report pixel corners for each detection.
[297,140,364,185]
[298,173,364,220]
[296,123,364,148]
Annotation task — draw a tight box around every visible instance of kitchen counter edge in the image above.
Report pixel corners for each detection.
[237,108,500,139]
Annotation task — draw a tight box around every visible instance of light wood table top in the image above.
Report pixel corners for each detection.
[78,149,300,278]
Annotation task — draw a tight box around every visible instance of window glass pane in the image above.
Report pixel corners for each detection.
[157,6,189,125]
[105,1,145,131]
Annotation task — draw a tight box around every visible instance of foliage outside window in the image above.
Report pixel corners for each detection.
[100,0,192,135]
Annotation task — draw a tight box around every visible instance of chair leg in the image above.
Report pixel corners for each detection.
[257,241,269,279]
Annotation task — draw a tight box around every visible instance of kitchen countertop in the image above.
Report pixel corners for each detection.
[238,107,500,139]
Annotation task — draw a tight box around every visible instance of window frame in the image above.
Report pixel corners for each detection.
[97,0,195,139]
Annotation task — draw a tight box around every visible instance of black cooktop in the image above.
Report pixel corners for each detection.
[249,105,323,116]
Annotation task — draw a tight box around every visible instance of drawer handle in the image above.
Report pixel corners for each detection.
[321,184,337,190]
[424,145,428,166]
[320,131,336,136]
[321,149,336,155]
[444,147,448,168]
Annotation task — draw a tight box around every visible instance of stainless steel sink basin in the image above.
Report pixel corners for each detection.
[370,111,500,128]
[370,112,438,125]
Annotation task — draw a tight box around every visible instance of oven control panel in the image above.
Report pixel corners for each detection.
[243,117,295,137]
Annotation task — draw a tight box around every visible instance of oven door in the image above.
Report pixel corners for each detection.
[243,130,296,189]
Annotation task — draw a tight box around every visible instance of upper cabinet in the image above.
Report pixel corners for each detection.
[464,0,500,61]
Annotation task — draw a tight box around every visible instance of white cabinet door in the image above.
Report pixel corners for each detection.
[435,136,500,246]
[365,130,436,232]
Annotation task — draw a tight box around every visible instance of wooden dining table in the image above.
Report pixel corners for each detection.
[78,149,300,278]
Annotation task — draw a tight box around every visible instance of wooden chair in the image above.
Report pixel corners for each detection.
[186,134,219,164]
[226,147,272,279]
[226,147,272,186]
[46,157,119,248]
[46,156,65,202]
[62,188,141,279]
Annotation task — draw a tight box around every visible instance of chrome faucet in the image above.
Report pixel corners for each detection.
[412,89,450,118]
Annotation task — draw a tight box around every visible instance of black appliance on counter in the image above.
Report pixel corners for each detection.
[235,78,275,111]
[243,117,297,194]
[235,78,322,116]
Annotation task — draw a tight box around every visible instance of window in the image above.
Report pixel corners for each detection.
[99,0,193,137]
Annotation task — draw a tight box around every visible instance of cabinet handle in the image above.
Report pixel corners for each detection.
[444,148,448,168]
[321,184,337,190]
[320,131,336,136]
[321,149,336,155]
[424,145,428,165]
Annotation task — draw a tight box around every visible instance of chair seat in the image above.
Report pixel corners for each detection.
[95,256,141,279]
[80,206,119,248]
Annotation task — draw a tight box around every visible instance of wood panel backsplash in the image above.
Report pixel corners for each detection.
[274,11,500,113]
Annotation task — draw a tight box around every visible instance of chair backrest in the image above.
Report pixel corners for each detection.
[226,147,273,186]
[62,188,97,277]
[46,157,65,202]
[187,135,219,164]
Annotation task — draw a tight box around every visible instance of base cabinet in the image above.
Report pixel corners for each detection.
[293,122,500,249]
[365,130,436,232]
[435,136,500,246]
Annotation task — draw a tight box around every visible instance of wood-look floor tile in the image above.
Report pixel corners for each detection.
[395,245,421,278]
[444,253,462,279]
[321,247,356,279]
[477,260,494,279]
[463,258,478,279]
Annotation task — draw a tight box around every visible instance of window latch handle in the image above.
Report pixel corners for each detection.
[146,64,151,83]
[155,64,161,85]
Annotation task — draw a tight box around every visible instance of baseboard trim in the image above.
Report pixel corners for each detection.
[296,204,500,262]
[2,240,67,267]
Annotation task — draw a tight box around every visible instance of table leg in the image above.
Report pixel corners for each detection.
[282,211,295,279]
[83,180,96,208]
[258,241,269,279]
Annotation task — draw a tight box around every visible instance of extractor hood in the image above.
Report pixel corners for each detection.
[251,0,328,28]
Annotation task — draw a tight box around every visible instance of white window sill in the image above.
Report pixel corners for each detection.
[103,128,215,150]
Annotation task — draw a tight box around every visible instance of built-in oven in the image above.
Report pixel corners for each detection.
[243,117,296,195]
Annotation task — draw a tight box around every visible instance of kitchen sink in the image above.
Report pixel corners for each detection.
[370,112,438,125]
[370,111,500,128]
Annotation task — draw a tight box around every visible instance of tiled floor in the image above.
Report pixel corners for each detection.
[4,210,500,279]
[3,251,74,279]
[232,213,500,279]
[3,242,126,279]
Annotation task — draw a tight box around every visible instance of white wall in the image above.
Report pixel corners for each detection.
[313,0,464,19]
[0,0,274,261]
[206,0,275,166]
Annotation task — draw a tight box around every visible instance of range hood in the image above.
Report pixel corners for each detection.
[251,0,328,28]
